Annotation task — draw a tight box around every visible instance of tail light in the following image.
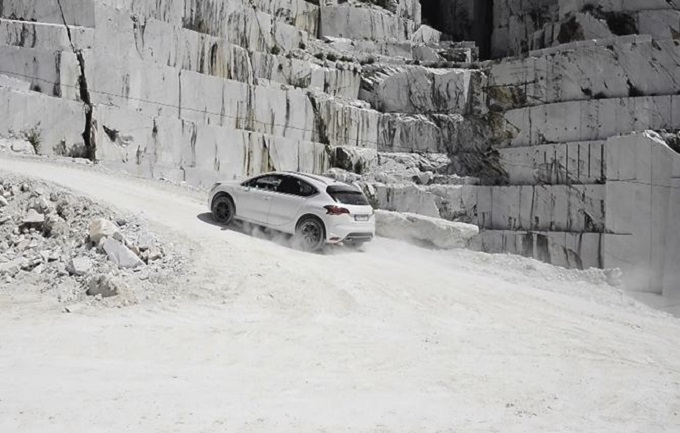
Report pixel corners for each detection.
[324,205,350,215]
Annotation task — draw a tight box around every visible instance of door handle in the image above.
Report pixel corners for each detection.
[264,197,271,201]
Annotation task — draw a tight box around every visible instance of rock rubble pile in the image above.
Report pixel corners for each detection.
[0,173,186,306]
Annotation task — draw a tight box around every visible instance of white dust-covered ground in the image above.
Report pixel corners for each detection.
[1,155,679,432]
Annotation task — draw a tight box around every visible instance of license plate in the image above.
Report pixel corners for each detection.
[354,215,369,222]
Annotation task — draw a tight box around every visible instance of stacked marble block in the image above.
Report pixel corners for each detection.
[477,34,680,294]
[0,0,446,188]
[492,0,680,58]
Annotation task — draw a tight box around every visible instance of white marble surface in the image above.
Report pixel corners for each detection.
[499,141,606,185]
[489,37,680,109]
[604,132,680,294]
[375,209,478,249]
[501,95,680,147]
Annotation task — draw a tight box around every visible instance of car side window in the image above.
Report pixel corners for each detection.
[297,180,317,197]
[244,175,282,191]
[277,176,317,197]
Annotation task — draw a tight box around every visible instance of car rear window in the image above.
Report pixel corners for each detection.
[327,186,369,205]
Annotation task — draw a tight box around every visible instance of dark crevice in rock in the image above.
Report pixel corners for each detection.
[56,0,96,162]
[627,80,643,97]
[581,5,638,36]
[420,0,493,59]
[307,94,330,145]
[103,126,119,142]
[557,16,585,44]
[75,51,95,161]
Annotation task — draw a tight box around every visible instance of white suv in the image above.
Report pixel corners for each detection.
[208,171,375,251]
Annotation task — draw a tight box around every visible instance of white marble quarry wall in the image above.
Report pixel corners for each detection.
[0,0,96,27]
[373,184,441,217]
[1,0,312,53]
[392,0,422,23]
[0,46,81,100]
[94,104,329,187]
[499,141,606,185]
[101,0,319,34]
[411,25,442,45]
[558,0,680,17]
[534,9,680,51]
[491,0,559,58]
[369,183,478,221]
[489,36,680,110]
[376,113,490,155]
[2,42,474,159]
[321,0,422,23]
[246,0,319,34]
[91,6,357,97]
[97,60,369,149]
[0,87,86,155]
[479,132,680,291]
[663,164,680,297]
[27,45,373,150]
[250,53,361,100]
[360,66,486,115]
[0,18,94,51]
[491,0,680,57]
[307,92,380,149]
[321,36,459,61]
[178,0,312,51]
[319,5,417,42]
[501,95,680,147]
[92,9,253,83]
[603,132,680,294]
[377,114,445,153]
[472,230,603,270]
[474,184,606,232]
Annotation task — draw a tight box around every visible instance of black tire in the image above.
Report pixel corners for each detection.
[343,239,366,249]
[211,195,235,225]
[295,216,326,252]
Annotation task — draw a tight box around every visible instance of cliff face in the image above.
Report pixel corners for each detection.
[0,0,679,294]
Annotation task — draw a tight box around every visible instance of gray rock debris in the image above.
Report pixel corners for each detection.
[0,174,183,304]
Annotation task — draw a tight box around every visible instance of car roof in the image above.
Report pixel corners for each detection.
[279,171,350,188]
[242,171,359,190]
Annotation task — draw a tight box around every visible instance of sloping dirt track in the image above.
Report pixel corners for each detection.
[1,155,680,432]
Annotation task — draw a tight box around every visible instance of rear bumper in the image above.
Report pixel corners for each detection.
[325,219,375,243]
[342,232,374,242]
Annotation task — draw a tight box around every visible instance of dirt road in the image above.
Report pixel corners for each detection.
[1,155,679,432]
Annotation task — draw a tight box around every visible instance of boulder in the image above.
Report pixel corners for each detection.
[330,146,378,174]
[375,209,478,249]
[27,196,54,214]
[101,238,144,269]
[44,214,69,237]
[89,218,120,244]
[145,248,163,262]
[135,231,156,251]
[0,138,35,155]
[0,196,7,207]
[22,209,45,225]
[67,257,92,276]
[86,274,127,298]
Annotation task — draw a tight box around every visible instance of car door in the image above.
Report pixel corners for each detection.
[237,174,282,224]
[267,176,317,230]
